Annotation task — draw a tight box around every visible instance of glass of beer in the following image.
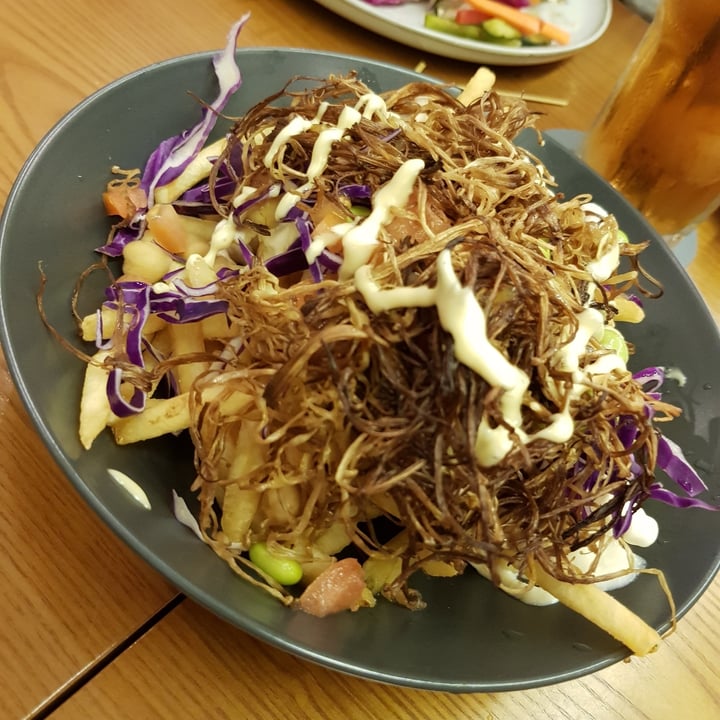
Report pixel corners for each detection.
[582,0,720,242]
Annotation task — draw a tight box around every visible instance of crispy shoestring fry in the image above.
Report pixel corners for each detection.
[179,76,672,628]
[64,69,699,650]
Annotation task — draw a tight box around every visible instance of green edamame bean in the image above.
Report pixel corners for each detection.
[249,542,303,586]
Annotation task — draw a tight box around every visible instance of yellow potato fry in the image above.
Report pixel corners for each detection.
[363,555,402,595]
[261,485,301,526]
[199,313,233,339]
[362,530,407,594]
[168,322,210,394]
[529,560,662,656]
[122,237,175,282]
[178,215,218,244]
[153,137,227,204]
[78,351,113,450]
[199,385,254,418]
[613,294,646,323]
[420,559,458,578]
[299,558,334,584]
[184,253,218,288]
[457,66,496,106]
[111,393,190,444]
[81,308,165,342]
[314,522,352,556]
[222,486,261,545]
[222,420,266,543]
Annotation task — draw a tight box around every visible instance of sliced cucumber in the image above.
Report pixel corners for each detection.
[522,33,552,47]
[424,13,522,47]
[424,14,486,41]
[481,18,522,42]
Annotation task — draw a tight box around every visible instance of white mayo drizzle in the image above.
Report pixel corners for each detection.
[355,92,398,121]
[355,253,626,465]
[472,507,658,606]
[305,105,363,186]
[243,104,629,466]
[231,185,259,208]
[339,158,425,279]
[262,102,328,168]
[204,217,239,267]
[587,232,620,282]
[581,202,620,283]
[108,468,152,510]
[275,191,301,222]
[664,366,688,387]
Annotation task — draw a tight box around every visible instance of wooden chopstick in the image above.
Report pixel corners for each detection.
[497,89,569,107]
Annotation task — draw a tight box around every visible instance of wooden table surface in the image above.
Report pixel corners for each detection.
[0,1,718,718]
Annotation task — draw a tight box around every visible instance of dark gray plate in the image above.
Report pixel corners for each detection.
[1,48,719,693]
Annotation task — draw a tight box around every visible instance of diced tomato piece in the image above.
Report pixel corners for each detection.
[102,185,147,220]
[146,203,189,256]
[455,9,492,24]
[297,558,366,617]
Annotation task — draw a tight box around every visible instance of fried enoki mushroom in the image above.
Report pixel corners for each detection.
[183,74,671,610]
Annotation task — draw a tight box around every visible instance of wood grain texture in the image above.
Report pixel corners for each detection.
[0,354,177,718]
[0,0,718,718]
[50,597,720,720]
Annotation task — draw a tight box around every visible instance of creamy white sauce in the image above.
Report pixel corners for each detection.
[339,158,425,279]
[355,92,397,122]
[474,505,658,606]
[108,468,151,510]
[354,250,630,465]
[204,217,239,267]
[581,201,609,221]
[664,366,688,387]
[231,185,259,208]
[274,191,301,222]
[622,507,659,547]
[581,202,621,282]
[354,266,436,312]
[553,308,604,373]
[587,237,620,283]
[262,103,328,168]
[306,105,362,183]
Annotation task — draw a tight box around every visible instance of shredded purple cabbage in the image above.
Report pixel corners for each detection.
[656,433,708,497]
[144,14,250,202]
[98,13,249,258]
[100,278,230,414]
[264,240,307,277]
[648,483,719,511]
[633,366,665,393]
[575,367,718,537]
[339,184,372,202]
[295,216,322,283]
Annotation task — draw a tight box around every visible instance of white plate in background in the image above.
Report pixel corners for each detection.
[312,0,613,66]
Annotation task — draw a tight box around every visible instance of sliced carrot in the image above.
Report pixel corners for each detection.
[145,203,189,256]
[465,0,571,45]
